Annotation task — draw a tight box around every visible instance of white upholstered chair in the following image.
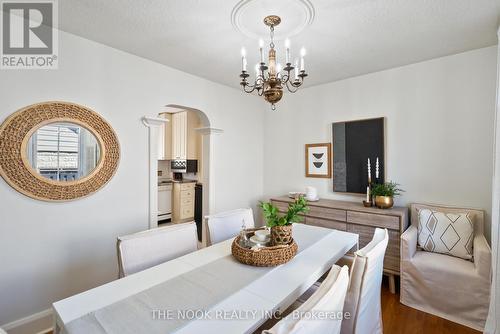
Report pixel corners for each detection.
[400,203,491,331]
[340,228,388,334]
[206,208,255,245]
[263,265,350,334]
[117,222,198,277]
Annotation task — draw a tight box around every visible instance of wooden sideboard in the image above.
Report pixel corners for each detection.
[270,196,408,293]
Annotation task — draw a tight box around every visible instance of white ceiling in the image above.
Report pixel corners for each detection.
[59,0,500,88]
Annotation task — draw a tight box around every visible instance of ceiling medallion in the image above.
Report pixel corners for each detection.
[231,0,315,41]
[239,15,308,110]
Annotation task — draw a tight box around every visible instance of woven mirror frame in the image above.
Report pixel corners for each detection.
[0,101,120,201]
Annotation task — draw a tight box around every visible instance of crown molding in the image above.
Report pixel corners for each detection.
[195,127,224,135]
[142,116,168,128]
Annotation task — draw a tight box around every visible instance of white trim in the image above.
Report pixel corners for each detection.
[195,127,224,135]
[142,116,168,229]
[1,308,52,332]
[485,28,500,334]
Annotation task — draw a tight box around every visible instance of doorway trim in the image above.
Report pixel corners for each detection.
[142,109,223,246]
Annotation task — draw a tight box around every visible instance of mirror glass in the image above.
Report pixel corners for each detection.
[26,122,101,182]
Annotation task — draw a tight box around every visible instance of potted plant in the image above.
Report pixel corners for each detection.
[260,196,309,245]
[371,181,404,209]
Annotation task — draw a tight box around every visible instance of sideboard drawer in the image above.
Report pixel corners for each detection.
[271,200,289,213]
[347,211,399,230]
[308,206,347,221]
[305,217,347,231]
[347,224,400,271]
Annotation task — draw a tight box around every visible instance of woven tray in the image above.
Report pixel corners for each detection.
[231,236,298,267]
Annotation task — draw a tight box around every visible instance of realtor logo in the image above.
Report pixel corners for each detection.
[1,0,58,69]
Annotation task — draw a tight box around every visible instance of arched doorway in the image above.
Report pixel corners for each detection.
[142,104,222,247]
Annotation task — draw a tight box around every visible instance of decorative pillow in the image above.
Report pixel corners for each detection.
[417,209,474,260]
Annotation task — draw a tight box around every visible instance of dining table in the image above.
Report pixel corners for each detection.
[53,223,358,334]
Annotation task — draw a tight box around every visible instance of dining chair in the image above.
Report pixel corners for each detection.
[340,228,388,334]
[117,222,197,277]
[262,265,349,334]
[206,208,255,245]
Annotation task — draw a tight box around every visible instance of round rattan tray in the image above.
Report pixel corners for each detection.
[231,236,298,267]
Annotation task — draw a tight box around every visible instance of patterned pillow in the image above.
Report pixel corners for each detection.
[417,209,474,260]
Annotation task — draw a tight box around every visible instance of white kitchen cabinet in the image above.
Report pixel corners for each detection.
[172,111,187,160]
[157,113,171,160]
[172,182,195,223]
[171,111,200,160]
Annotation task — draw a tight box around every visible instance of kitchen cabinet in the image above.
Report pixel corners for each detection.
[171,111,200,160]
[172,182,195,223]
[157,113,172,160]
[172,112,187,160]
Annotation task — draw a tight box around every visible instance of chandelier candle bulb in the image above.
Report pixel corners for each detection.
[294,60,299,80]
[259,39,264,63]
[241,48,247,71]
[300,48,306,71]
[285,39,290,64]
[376,157,379,179]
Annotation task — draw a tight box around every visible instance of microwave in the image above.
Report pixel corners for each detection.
[171,159,198,173]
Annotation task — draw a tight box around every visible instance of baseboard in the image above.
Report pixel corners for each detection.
[2,309,53,334]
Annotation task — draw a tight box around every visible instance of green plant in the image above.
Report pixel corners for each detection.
[259,196,310,227]
[371,181,404,197]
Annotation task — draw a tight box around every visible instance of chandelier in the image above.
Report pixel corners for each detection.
[239,15,308,110]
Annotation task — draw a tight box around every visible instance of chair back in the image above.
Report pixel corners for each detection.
[206,208,255,245]
[410,203,484,236]
[117,222,197,277]
[263,265,349,334]
[341,228,388,334]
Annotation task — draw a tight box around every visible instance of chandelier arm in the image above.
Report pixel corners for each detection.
[242,84,258,94]
[286,80,301,93]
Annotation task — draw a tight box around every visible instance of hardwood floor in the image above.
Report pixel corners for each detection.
[381,277,480,334]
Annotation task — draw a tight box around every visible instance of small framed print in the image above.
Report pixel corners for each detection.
[305,143,332,178]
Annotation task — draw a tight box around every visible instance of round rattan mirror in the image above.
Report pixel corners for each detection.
[0,101,120,201]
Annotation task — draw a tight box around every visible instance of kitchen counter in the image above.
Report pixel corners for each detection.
[172,179,197,184]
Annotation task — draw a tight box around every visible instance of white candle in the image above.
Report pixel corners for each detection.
[259,39,264,63]
[241,48,247,71]
[300,47,306,71]
[285,39,290,64]
[294,60,299,80]
[376,157,379,179]
[367,158,371,183]
[366,186,370,202]
[255,63,260,77]
[276,63,282,78]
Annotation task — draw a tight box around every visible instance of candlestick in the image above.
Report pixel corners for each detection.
[366,186,370,202]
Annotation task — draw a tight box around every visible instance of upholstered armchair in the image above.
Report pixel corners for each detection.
[400,203,491,331]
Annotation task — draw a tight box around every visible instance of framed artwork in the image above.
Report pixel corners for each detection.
[305,143,332,178]
[332,117,385,193]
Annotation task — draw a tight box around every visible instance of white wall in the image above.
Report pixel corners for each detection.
[0,31,264,329]
[263,46,497,241]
